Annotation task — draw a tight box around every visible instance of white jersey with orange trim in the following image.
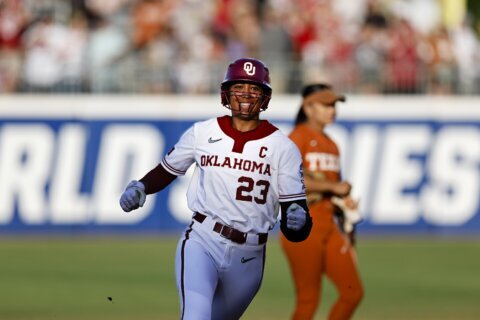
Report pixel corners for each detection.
[161,115,306,234]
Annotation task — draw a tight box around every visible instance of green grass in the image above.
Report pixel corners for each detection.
[0,236,479,319]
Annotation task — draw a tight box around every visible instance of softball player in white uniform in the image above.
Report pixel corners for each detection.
[120,58,312,320]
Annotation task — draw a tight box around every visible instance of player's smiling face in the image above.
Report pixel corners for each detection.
[228,82,264,120]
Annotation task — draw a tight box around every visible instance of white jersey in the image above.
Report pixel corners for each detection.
[161,115,306,234]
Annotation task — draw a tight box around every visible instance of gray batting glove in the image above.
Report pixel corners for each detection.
[119,180,146,212]
[286,203,306,231]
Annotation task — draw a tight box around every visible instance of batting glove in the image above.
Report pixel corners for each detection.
[119,180,146,212]
[286,203,307,231]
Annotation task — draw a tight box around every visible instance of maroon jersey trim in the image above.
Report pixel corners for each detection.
[279,193,306,200]
[162,158,186,175]
[217,115,278,153]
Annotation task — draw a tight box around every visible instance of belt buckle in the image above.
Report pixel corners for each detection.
[219,224,231,239]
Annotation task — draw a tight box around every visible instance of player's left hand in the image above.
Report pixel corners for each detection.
[286,203,307,231]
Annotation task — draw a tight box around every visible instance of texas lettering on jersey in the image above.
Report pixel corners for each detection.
[305,152,340,172]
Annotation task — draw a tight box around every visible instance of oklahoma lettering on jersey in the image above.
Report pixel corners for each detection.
[200,155,271,176]
[161,115,306,234]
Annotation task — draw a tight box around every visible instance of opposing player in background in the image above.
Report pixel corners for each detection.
[281,84,364,320]
[119,58,312,320]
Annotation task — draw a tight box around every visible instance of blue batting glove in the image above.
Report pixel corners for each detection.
[286,203,306,231]
[119,180,146,212]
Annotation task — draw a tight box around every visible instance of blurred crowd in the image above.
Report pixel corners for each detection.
[0,0,479,95]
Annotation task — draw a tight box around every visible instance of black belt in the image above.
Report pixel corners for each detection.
[193,212,268,245]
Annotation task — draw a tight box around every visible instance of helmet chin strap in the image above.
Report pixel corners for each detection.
[223,91,266,117]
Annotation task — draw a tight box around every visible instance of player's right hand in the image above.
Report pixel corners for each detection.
[332,181,352,197]
[119,180,146,212]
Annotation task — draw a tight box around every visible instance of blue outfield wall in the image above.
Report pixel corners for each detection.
[0,95,479,236]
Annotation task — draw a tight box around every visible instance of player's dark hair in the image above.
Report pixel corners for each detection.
[295,83,332,125]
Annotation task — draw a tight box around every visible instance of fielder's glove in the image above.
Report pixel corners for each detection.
[119,180,146,212]
[332,196,362,245]
[331,196,362,233]
[286,203,307,231]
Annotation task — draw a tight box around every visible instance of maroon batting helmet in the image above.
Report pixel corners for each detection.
[221,58,272,111]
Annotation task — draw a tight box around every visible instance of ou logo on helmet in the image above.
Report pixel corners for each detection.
[243,62,256,75]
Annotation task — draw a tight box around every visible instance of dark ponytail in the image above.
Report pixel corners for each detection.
[294,106,307,126]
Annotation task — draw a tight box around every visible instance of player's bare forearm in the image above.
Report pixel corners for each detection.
[304,176,351,197]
